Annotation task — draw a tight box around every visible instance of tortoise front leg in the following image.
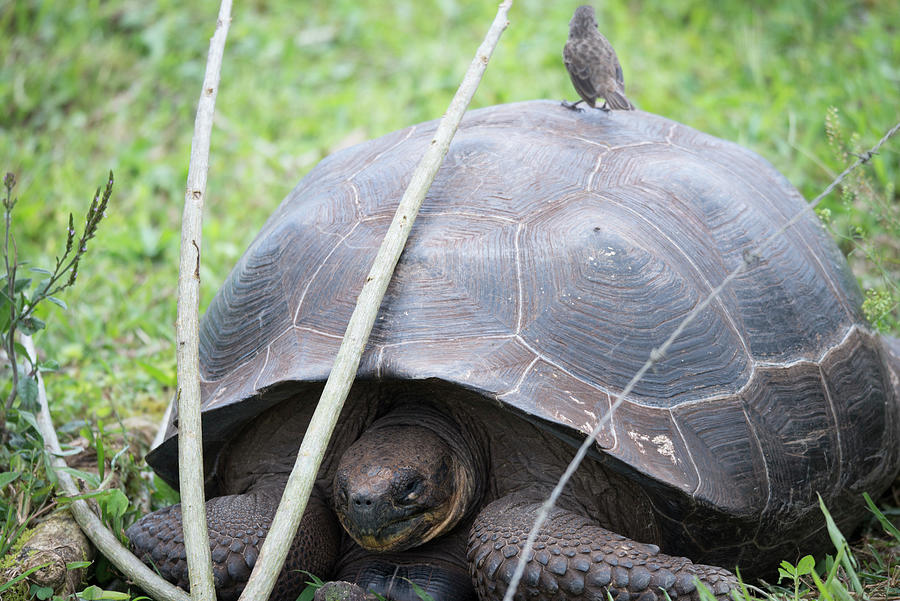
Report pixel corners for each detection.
[467,495,736,601]
[126,483,340,601]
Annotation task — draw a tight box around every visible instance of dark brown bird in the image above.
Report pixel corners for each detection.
[563,5,634,111]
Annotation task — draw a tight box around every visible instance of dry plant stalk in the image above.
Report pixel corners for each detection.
[175,1,233,599]
[237,2,515,599]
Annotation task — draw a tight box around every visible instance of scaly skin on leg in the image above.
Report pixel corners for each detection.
[467,495,736,601]
[126,486,340,601]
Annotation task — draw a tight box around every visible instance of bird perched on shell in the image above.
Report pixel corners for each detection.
[563,5,634,111]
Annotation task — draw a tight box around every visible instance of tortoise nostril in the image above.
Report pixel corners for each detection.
[351,493,375,508]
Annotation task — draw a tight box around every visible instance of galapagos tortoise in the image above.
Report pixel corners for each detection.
[128,100,900,601]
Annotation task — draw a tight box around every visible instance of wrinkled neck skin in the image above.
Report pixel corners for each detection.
[333,401,487,552]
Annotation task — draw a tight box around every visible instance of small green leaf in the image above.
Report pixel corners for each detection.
[734,566,752,601]
[77,586,131,600]
[16,410,41,438]
[52,445,87,457]
[38,359,60,371]
[31,584,54,600]
[863,491,900,542]
[297,570,325,587]
[692,579,717,601]
[66,560,93,570]
[46,296,67,310]
[14,341,31,362]
[0,301,10,330]
[778,559,797,581]
[55,467,102,490]
[29,267,53,275]
[818,493,862,594]
[295,585,317,601]
[796,554,816,575]
[17,376,38,406]
[33,278,51,298]
[78,585,102,599]
[808,567,833,601]
[78,585,105,600]
[98,488,129,521]
[0,471,19,488]
[110,444,130,472]
[20,315,46,335]
[13,277,32,293]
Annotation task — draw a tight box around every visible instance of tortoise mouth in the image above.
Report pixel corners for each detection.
[347,511,435,552]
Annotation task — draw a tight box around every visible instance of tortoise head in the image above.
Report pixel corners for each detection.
[332,405,483,552]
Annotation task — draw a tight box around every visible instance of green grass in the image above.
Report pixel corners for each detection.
[1,0,899,598]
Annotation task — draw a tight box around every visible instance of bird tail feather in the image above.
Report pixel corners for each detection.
[606,90,634,111]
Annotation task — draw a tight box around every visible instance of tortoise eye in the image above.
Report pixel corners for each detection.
[397,476,425,504]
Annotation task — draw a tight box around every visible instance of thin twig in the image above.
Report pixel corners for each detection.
[3,174,19,419]
[24,334,190,601]
[501,120,900,601]
[236,2,514,599]
[175,1,232,600]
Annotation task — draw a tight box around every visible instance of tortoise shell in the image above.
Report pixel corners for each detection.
[150,101,899,559]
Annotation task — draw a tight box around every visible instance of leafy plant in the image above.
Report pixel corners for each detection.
[76,584,142,600]
[295,570,325,601]
[0,170,114,578]
[863,492,900,543]
[1,170,114,445]
[778,555,816,600]
[823,107,900,332]
[0,442,53,558]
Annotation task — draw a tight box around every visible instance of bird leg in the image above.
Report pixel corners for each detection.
[560,99,585,111]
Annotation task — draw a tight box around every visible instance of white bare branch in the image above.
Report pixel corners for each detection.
[176,1,233,599]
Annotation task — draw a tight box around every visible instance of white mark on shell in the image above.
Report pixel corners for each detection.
[628,432,679,464]
[651,434,680,465]
[628,430,649,454]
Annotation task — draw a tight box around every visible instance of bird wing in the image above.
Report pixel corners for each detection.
[596,31,626,89]
[563,42,598,102]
